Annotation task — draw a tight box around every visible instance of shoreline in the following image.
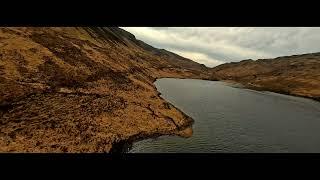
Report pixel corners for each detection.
[158,77,319,102]
[221,80,320,102]
[110,77,195,153]
[114,77,319,153]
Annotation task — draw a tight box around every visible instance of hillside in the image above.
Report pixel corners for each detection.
[0,27,211,152]
[211,53,320,101]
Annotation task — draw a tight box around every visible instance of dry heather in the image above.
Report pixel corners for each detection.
[0,27,210,152]
[211,54,320,101]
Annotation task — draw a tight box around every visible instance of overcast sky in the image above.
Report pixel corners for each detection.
[122,27,320,67]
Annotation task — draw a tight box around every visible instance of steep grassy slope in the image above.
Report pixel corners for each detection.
[0,27,210,152]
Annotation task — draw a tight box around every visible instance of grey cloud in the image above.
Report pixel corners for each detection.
[122,27,320,67]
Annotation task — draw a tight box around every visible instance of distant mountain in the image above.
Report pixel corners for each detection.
[211,53,320,100]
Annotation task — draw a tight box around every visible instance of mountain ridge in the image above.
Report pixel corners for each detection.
[211,52,320,100]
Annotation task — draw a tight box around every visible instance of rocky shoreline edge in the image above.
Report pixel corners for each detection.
[109,77,195,153]
[112,77,320,153]
[222,80,320,102]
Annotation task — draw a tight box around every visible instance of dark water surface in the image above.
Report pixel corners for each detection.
[129,78,320,153]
